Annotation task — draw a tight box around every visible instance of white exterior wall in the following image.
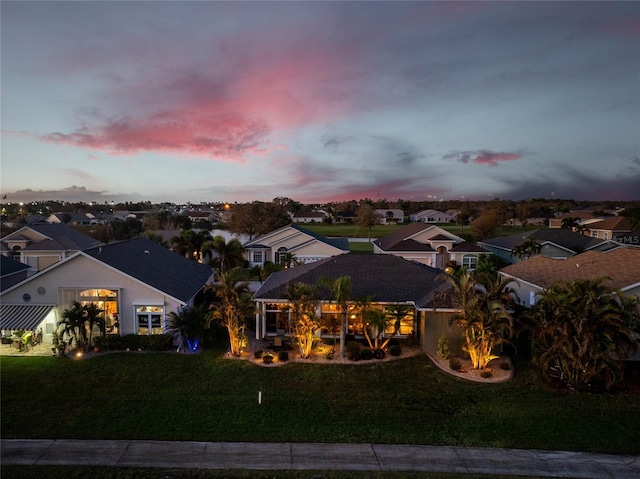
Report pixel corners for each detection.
[1,255,185,338]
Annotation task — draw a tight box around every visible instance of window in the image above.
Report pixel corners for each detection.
[60,288,119,331]
[252,251,264,264]
[462,254,477,270]
[265,303,289,333]
[136,306,164,335]
[384,306,414,335]
[591,231,599,238]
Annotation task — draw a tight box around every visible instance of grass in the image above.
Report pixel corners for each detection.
[0,466,544,479]
[2,347,639,455]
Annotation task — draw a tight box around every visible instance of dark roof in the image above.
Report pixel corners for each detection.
[24,223,100,250]
[479,229,604,253]
[450,241,489,253]
[83,237,213,303]
[0,255,29,276]
[373,223,431,250]
[253,254,450,309]
[384,239,434,252]
[289,224,350,251]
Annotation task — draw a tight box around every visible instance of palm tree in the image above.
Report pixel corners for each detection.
[511,237,541,260]
[321,276,352,359]
[353,203,381,241]
[202,235,245,274]
[171,229,211,262]
[59,301,87,350]
[441,269,514,369]
[84,303,105,353]
[529,278,639,391]
[207,268,253,356]
[167,305,209,352]
[282,282,320,359]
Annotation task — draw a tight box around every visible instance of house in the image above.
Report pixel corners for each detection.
[0,237,213,344]
[0,256,30,292]
[374,209,404,224]
[291,211,326,223]
[478,229,612,265]
[373,223,485,269]
[46,212,97,226]
[252,253,457,355]
[244,224,349,268]
[0,222,100,273]
[582,217,632,240]
[499,248,640,307]
[186,211,217,224]
[409,209,455,224]
[548,211,599,229]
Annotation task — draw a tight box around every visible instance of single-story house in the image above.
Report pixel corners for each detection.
[244,224,349,268]
[478,229,613,265]
[548,212,599,229]
[291,211,326,223]
[582,217,632,240]
[46,212,98,226]
[252,254,459,355]
[374,209,405,224]
[409,209,455,224]
[0,237,213,345]
[499,248,640,307]
[373,223,485,269]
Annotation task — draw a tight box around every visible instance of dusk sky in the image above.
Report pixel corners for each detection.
[1,1,639,205]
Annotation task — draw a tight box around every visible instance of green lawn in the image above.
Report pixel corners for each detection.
[2,348,638,455]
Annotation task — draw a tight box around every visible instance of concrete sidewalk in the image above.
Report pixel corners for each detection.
[2,439,639,478]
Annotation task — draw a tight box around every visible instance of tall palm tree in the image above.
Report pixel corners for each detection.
[207,268,253,356]
[530,278,639,390]
[321,276,352,359]
[202,235,245,274]
[84,303,105,353]
[59,301,87,350]
[171,229,211,262]
[282,281,319,359]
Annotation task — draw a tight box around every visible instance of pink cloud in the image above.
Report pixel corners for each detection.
[444,150,523,166]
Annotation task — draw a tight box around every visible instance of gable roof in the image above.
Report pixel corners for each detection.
[450,241,488,253]
[585,217,632,232]
[479,229,604,253]
[500,248,640,292]
[83,237,213,303]
[373,223,463,252]
[245,224,349,252]
[253,254,449,309]
[2,223,99,251]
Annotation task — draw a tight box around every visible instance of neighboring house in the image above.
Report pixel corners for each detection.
[46,212,97,226]
[186,211,217,223]
[291,211,326,223]
[613,230,640,248]
[244,224,349,268]
[374,209,404,224]
[548,211,598,229]
[252,253,458,355]
[582,217,632,240]
[499,248,640,307]
[0,237,213,344]
[409,209,455,224]
[478,229,611,265]
[373,223,485,269]
[0,223,100,273]
[0,256,30,292]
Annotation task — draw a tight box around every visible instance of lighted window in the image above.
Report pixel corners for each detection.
[384,307,414,335]
[136,306,164,335]
[265,303,289,333]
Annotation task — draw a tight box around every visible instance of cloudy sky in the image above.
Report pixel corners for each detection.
[1,1,639,205]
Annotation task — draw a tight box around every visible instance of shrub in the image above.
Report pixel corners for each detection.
[360,348,373,360]
[480,370,493,379]
[347,341,361,361]
[499,361,511,371]
[373,348,386,360]
[449,357,462,371]
[262,354,274,364]
[325,350,334,360]
[389,344,402,357]
[387,338,400,348]
[437,334,450,360]
[254,350,264,359]
[277,350,289,362]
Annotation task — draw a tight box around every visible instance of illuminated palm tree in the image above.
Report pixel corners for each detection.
[321,276,352,359]
[167,305,208,353]
[84,303,105,353]
[282,282,320,359]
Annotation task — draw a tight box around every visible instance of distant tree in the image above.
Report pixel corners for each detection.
[354,203,382,241]
[171,229,211,262]
[224,201,290,240]
[456,211,470,233]
[142,231,169,247]
[515,201,530,231]
[470,209,501,240]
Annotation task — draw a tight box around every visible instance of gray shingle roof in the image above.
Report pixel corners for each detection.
[253,254,449,308]
[479,229,604,252]
[24,223,100,250]
[373,223,431,250]
[83,237,213,303]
